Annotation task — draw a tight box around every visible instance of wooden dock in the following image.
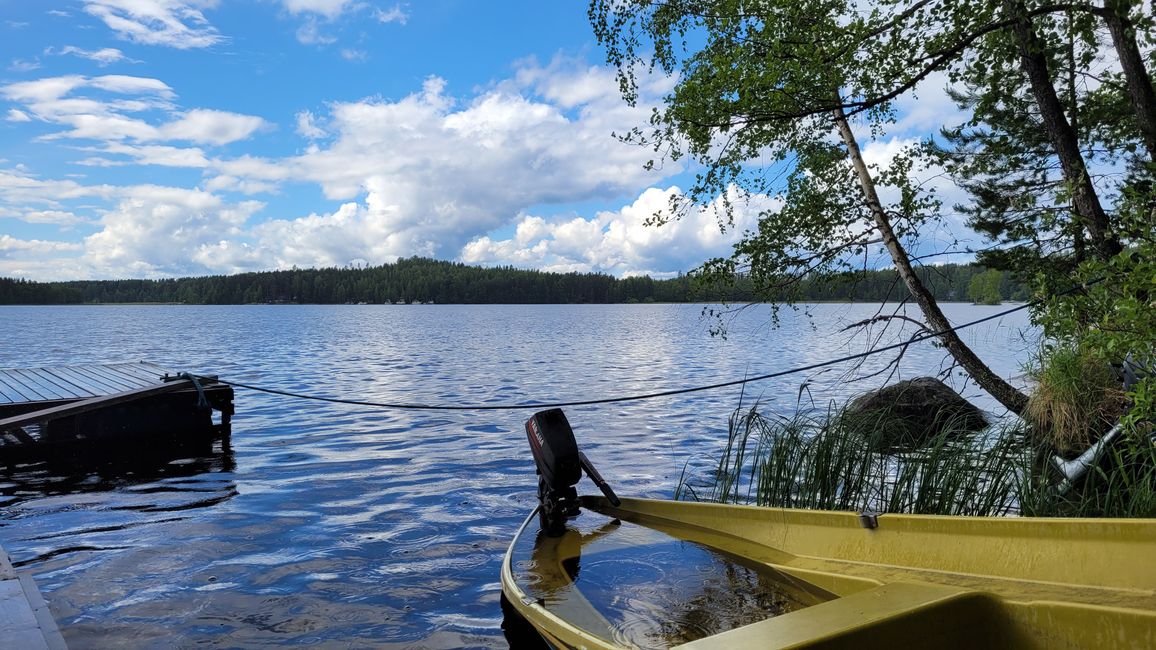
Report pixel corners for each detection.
[1,545,66,650]
[0,362,233,463]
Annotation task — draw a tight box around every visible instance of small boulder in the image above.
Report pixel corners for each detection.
[843,377,988,452]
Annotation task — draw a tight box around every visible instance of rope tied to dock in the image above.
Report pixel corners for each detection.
[177,372,212,412]
[193,277,1104,412]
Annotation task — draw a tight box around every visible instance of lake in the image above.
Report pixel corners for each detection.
[0,303,1036,648]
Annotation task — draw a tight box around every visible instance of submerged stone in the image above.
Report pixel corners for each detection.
[844,377,988,451]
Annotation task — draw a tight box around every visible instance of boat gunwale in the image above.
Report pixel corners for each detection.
[500,506,622,650]
[581,496,1156,599]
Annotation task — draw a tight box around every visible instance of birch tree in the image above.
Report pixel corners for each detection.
[590,0,1034,413]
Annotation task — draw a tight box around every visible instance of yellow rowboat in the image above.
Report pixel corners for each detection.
[502,409,1156,649]
[502,496,1156,649]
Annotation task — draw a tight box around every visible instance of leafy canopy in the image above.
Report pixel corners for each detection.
[590,0,964,297]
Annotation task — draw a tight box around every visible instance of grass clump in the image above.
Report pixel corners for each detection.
[1026,344,1127,456]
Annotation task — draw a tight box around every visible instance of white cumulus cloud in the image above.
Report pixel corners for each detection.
[2,75,92,103]
[83,185,264,277]
[462,186,771,277]
[245,70,664,260]
[78,143,211,167]
[0,168,116,208]
[89,74,175,96]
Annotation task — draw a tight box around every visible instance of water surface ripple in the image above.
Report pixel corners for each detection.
[0,303,1034,648]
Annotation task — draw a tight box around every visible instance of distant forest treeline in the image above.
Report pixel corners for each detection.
[0,257,1028,305]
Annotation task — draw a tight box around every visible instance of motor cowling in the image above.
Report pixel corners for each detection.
[526,408,581,492]
[525,408,620,536]
[526,409,582,536]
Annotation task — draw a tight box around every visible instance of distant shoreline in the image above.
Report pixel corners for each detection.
[0,257,1028,306]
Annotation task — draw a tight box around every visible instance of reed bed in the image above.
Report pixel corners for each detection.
[678,402,1156,518]
[1023,433,1156,518]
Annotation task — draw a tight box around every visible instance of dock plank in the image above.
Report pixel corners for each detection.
[0,364,177,407]
[107,363,169,383]
[15,370,79,400]
[95,363,164,387]
[0,368,87,403]
[3,370,55,402]
[102,364,167,386]
[64,366,138,393]
[45,367,124,398]
[35,369,97,399]
[34,367,108,397]
[80,364,145,391]
[0,377,32,404]
[66,366,136,393]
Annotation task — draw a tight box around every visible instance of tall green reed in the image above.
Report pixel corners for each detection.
[683,402,1032,517]
[682,400,1155,517]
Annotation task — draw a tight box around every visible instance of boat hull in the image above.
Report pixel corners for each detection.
[500,496,1156,649]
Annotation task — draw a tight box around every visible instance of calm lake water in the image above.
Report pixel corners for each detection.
[0,303,1035,648]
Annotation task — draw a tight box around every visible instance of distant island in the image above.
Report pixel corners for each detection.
[0,257,1026,305]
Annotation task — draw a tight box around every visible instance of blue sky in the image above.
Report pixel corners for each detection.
[0,1,966,281]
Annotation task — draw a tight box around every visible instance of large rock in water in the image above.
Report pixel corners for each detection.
[844,377,988,451]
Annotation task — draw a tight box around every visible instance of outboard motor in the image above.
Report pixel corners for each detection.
[526,408,620,536]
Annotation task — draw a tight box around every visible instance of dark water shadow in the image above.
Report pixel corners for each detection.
[0,437,236,502]
[501,592,551,650]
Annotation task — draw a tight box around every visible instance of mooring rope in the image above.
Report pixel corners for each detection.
[178,371,212,412]
[193,278,1103,412]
